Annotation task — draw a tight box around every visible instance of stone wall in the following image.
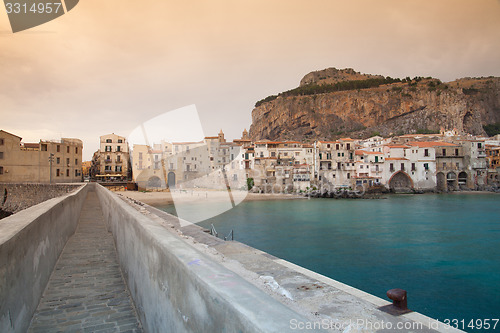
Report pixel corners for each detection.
[0,183,82,215]
[95,184,315,333]
[0,184,89,333]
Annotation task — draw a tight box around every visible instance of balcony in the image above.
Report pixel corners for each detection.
[115,160,123,164]
[104,159,112,164]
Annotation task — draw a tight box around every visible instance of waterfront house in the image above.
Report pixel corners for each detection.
[94,133,130,181]
[0,130,83,183]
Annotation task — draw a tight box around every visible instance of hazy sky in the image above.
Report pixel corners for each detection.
[1,0,500,160]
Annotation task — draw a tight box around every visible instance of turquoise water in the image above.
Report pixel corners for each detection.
[158,194,500,331]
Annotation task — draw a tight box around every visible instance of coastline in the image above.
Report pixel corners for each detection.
[115,190,304,206]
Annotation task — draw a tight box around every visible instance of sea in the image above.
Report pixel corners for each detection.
[157,193,500,332]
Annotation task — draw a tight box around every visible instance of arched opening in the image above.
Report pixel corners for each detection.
[447,172,457,191]
[147,176,162,189]
[167,172,176,189]
[389,171,413,192]
[458,171,468,188]
[436,172,446,191]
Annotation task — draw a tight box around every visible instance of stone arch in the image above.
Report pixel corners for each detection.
[436,172,446,191]
[458,171,468,188]
[167,172,176,189]
[388,171,413,192]
[446,172,457,191]
[147,176,162,188]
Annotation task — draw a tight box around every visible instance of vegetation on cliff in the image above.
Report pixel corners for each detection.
[255,77,402,107]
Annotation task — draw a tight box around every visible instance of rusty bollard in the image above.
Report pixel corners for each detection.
[387,288,408,310]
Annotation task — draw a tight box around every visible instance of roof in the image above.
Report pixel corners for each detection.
[407,141,458,148]
[23,143,40,149]
[0,130,22,139]
[204,136,219,139]
[340,138,354,141]
[355,150,383,155]
[385,157,408,161]
[386,145,410,148]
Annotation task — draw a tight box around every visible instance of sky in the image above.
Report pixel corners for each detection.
[1,0,500,160]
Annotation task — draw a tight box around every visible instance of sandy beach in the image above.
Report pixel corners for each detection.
[115,190,304,207]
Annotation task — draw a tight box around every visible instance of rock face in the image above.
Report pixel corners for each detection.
[249,68,500,141]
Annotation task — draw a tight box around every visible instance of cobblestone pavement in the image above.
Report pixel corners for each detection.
[28,191,143,333]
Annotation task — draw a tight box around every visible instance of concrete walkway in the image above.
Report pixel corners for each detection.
[28,191,143,333]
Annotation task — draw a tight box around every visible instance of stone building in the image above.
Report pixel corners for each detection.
[0,130,83,183]
[94,133,130,181]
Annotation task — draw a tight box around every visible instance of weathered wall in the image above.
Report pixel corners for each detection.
[95,184,316,333]
[0,184,88,333]
[0,183,82,215]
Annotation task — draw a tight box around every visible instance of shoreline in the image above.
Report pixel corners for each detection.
[115,190,305,206]
[115,189,499,206]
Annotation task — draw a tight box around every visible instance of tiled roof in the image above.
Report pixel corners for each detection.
[407,141,458,147]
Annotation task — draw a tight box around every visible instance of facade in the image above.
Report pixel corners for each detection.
[94,134,130,181]
[127,127,498,193]
[0,130,83,183]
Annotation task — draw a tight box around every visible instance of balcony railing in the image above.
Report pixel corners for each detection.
[104,159,112,163]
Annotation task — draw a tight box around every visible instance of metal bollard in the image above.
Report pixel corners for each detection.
[387,288,408,310]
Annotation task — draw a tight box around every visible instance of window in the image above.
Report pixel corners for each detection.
[41,144,47,151]
[442,149,446,156]
[66,158,70,165]
[66,169,69,177]
[390,163,394,172]
[75,170,79,177]
[75,159,78,165]
[347,173,350,179]
[424,163,429,170]
[0,138,4,145]
[56,169,60,177]
[456,162,460,168]
[271,152,276,157]
[75,147,78,154]
[57,145,60,152]
[67,146,70,153]
[336,144,339,150]
[0,152,3,159]
[0,166,3,174]
[346,144,351,150]
[105,166,111,171]
[411,163,416,171]
[139,152,143,160]
[360,165,363,169]
[115,166,122,172]
[478,143,482,149]
[56,157,60,164]
[443,162,447,168]
[424,149,429,157]
[106,139,112,143]
[401,163,405,171]
[118,139,123,143]
[105,146,112,152]
[117,146,121,152]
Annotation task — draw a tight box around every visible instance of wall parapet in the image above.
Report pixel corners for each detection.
[95,184,316,332]
[0,184,89,333]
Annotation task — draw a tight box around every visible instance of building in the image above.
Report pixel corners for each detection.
[0,130,83,183]
[94,134,130,181]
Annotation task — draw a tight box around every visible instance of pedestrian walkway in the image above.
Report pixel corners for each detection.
[28,191,143,333]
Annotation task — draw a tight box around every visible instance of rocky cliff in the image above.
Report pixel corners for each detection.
[249,68,500,141]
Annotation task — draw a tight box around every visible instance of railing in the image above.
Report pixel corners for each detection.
[210,224,234,241]
[210,224,218,238]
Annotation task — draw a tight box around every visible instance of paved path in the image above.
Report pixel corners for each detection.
[28,191,143,333]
